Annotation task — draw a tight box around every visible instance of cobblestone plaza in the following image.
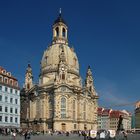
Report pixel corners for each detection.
[0,133,140,140]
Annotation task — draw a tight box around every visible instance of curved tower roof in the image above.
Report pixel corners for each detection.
[40,11,80,81]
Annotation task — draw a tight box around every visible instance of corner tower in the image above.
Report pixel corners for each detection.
[24,63,33,91]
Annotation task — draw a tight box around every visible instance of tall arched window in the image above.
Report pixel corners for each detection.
[73,100,76,120]
[61,97,66,118]
[62,28,66,37]
[83,102,86,120]
[55,27,59,37]
[27,83,30,90]
[62,73,65,80]
[49,98,53,118]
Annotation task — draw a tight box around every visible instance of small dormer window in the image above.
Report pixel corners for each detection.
[55,27,59,37]
[2,70,6,74]
[7,72,11,77]
[62,28,66,37]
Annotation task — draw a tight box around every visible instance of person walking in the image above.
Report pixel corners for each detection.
[123,131,127,140]
[24,131,28,140]
[27,131,31,139]
[12,131,16,140]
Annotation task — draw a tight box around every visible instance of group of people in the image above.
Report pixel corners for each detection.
[10,129,31,140]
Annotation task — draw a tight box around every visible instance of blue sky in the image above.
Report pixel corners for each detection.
[0,0,140,112]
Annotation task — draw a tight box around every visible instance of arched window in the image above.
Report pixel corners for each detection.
[55,27,59,37]
[45,56,48,62]
[49,98,53,118]
[83,102,86,120]
[10,79,13,85]
[73,57,77,66]
[73,100,76,120]
[61,97,66,118]
[89,86,92,92]
[62,28,66,37]
[62,74,65,80]
[0,76,3,82]
[27,83,30,90]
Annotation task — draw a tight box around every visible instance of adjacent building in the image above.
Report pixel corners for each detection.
[97,108,131,131]
[0,67,20,128]
[135,101,140,128]
[20,12,99,132]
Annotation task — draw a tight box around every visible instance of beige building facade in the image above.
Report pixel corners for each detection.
[21,12,98,132]
[97,108,131,131]
[135,101,140,128]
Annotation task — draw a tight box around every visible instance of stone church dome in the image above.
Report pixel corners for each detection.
[41,44,79,75]
[40,12,79,76]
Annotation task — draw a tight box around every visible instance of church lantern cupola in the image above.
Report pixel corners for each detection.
[52,9,68,45]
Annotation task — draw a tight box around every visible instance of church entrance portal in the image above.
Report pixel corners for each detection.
[61,123,66,131]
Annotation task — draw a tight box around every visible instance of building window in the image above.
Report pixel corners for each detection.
[62,28,66,37]
[14,82,18,87]
[10,117,13,122]
[15,108,17,114]
[84,124,87,130]
[49,98,53,118]
[83,102,86,120]
[7,72,11,76]
[73,57,77,66]
[10,80,13,85]
[4,78,8,84]
[0,106,2,112]
[0,95,2,101]
[0,85,2,91]
[62,74,65,80]
[73,100,76,120]
[15,117,17,123]
[61,97,66,118]
[10,108,13,113]
[2,70,6,74]
[5,116,8,122]
[27,83,30,90]
[74,124,77,129]
[55,27,59,37]
[45,56,48,62]
[0,76,3,82]
[5,96,8,102]
[15,99,18,104]
[5,107,8,112]
[10,98,13,103]
[15,90,17,94]
[5,87,8,92]
[10,88,13,93]
[0,116,2,122]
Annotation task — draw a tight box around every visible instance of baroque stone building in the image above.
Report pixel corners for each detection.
[21,12,98,131]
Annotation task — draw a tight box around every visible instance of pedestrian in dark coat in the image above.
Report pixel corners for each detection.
[24,131,28,140]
